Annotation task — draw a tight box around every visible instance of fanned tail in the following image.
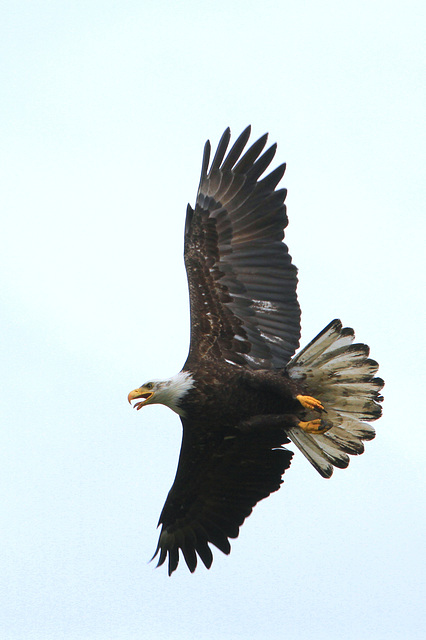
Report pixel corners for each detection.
[287,319,384,478]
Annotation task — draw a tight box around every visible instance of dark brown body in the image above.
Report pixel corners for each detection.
[180,362,304,429]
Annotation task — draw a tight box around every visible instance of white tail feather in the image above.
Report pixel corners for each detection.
[287,319,383,478]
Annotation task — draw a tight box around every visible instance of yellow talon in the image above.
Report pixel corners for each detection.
[296,394,325,412]
[298,419,331,434]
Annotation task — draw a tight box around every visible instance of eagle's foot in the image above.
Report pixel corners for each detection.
[296,394,324,412]
[298,418,331,434]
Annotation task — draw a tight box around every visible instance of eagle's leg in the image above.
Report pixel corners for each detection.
[237,414,296,436]
[296,394,324,412]
[298,418,332,434]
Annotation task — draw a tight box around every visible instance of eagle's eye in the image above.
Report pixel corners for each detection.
[145,382,154,390]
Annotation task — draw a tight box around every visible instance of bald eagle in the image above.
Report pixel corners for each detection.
[128,127,383,576]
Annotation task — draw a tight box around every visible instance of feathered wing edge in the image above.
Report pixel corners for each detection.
[287,319,384,478]
[151,421,293,576]
[184,126,301,370]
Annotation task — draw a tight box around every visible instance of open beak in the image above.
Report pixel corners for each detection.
[127,387,154,410]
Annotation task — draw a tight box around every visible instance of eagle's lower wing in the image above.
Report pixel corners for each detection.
[153,416,293,575]
[184,126,300,371]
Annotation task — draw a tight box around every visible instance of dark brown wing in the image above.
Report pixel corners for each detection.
[184,126,300,370]
[153,416,293,575]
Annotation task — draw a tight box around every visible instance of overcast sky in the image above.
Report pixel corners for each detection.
[1,1,425,639]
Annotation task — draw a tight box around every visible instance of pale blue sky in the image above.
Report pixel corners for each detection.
[1,1,425,639]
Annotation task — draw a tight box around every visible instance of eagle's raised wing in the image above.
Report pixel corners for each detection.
[184,126,300,370]
[153,416,293,576]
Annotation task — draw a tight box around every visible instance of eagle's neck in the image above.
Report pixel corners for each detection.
[157,371,195,416]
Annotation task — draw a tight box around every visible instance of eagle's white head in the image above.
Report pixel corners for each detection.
[127,371,195,417]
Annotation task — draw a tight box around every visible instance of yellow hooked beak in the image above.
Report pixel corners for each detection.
[127,387,154,410]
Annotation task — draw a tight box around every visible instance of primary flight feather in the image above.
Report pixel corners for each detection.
[128,126,384,576]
